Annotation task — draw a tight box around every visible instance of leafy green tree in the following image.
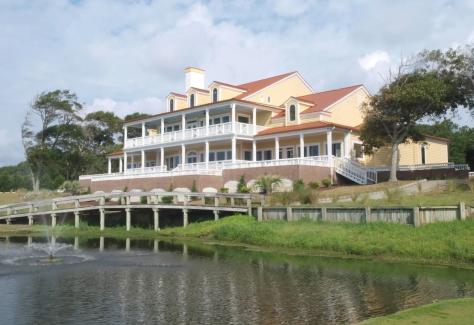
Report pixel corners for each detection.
[22,90,83,191]
[360,46,474,181]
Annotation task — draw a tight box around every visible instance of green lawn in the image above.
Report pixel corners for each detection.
[358,298,474,324]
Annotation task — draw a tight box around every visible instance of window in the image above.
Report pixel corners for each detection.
[213,88,218,102]
[264,150,272,160]
[213,117,220,124]
[238,115,250,123]
[354,143,363,159]
[267,96,271,103]
[169,99,174,112]
[327,143,342,157]
[217,151,226,161]
[190,94,195,107]
[222,115,230,123]
[286,147,294,159]
[166,126,173,133]
[289,104,296,121]
[187,152,197,164]
[308,145,319,157]
[209,152,215,161]
[173,125,180,131]
[256,151,263,161]
[244,151,252,161]
[421,145,426,164]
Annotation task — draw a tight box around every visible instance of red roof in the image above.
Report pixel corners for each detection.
[169,92,186,98]
[188,87,210,93]
[211,81,246,90]
[235,72,296,99]
[107,150,123,157]
[298,84,362,114]
[257,121,359,136]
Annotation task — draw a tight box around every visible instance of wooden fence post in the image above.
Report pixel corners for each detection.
[321,207,327,222]
[286,207,293,221]
[365,207,371,223]
[257,206,263,222]
[413,206,420,227]
[459,201,466,220]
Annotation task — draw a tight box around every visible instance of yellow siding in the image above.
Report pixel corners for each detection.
[325,87,367,127]
[244,74,312,106]
[174,97,187,111]
[363,139,449,167]
[196,92,210,105]
[219,86,245,100]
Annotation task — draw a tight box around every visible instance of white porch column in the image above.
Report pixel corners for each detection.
[205,140,209,168]
[119,158,123,173]
[275,137,280,160]
[160,119,164,134]
[124,126,128,146]
[108,158,112,174]
[327,129,333,163]
[299,134,305,158]
[205,108,210,136]
[231,137,237,162]
[344,131,351,158]
[181,144,186,166]
[252,140,257,162]
[160,147,164,169]
[141,122,146,144]
[124,152,128,174]
[252,107,257,134]
[141,150,145,172]
[231,103,236,133]
[182,114,186,139]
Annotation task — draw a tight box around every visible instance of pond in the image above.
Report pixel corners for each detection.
[0,235,473,324]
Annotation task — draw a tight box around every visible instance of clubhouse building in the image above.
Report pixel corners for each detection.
[80,68,468,193]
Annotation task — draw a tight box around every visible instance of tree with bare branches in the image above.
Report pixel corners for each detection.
[360,46,474,182]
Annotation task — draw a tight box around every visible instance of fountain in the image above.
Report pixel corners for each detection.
[1,216,92,266]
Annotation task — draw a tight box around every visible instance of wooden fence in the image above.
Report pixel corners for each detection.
[254,202,471,226]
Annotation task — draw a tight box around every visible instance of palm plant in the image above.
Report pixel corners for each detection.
[254,175,282,195]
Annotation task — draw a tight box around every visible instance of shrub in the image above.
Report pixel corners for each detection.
[161,196,173,204]
[59,180,83,195]
[140,196,148,204]
[308,181,319,190]
[220,187,229,193]
[293,179,305,192]
[469,178,474,193]
[254,175,282,194]
[191,180,197,193]
[321,178,332,188]
[237,175,250,193]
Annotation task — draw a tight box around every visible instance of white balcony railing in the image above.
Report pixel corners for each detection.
[124,122,264,149]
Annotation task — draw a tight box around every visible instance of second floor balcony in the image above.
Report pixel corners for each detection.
[123,101,273,149]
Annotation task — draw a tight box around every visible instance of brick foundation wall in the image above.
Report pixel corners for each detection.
[80,165,333,193]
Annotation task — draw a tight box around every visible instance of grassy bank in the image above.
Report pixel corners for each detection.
[358,298,474,324]
[4,215,474,267]
[158,216,474,266]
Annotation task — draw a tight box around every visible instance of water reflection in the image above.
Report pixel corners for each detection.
[0,236,473,325]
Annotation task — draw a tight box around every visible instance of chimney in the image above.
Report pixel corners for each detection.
[185,67,205,91]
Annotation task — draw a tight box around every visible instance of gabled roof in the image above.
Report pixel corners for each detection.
[297,84,363,114]
[169,92,187,98]
[235,71,296,99]
[257,121,359,136]
[210,81,247,91]
[187,87,210,93]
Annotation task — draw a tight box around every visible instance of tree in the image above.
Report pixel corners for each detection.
[254,175,282,195]
[22,90,83,191]
[360,46,474,181]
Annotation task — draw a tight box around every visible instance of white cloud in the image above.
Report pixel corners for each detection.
[86,97,164,118]
[1,0,474,166]
[358,50,391,71]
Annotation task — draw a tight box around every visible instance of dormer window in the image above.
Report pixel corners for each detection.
[169,99,174,112]
[289,104,296,121]
[190,94,195,107]
[213,88,218,102]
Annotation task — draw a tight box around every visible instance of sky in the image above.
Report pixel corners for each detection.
[1,0,473,166]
